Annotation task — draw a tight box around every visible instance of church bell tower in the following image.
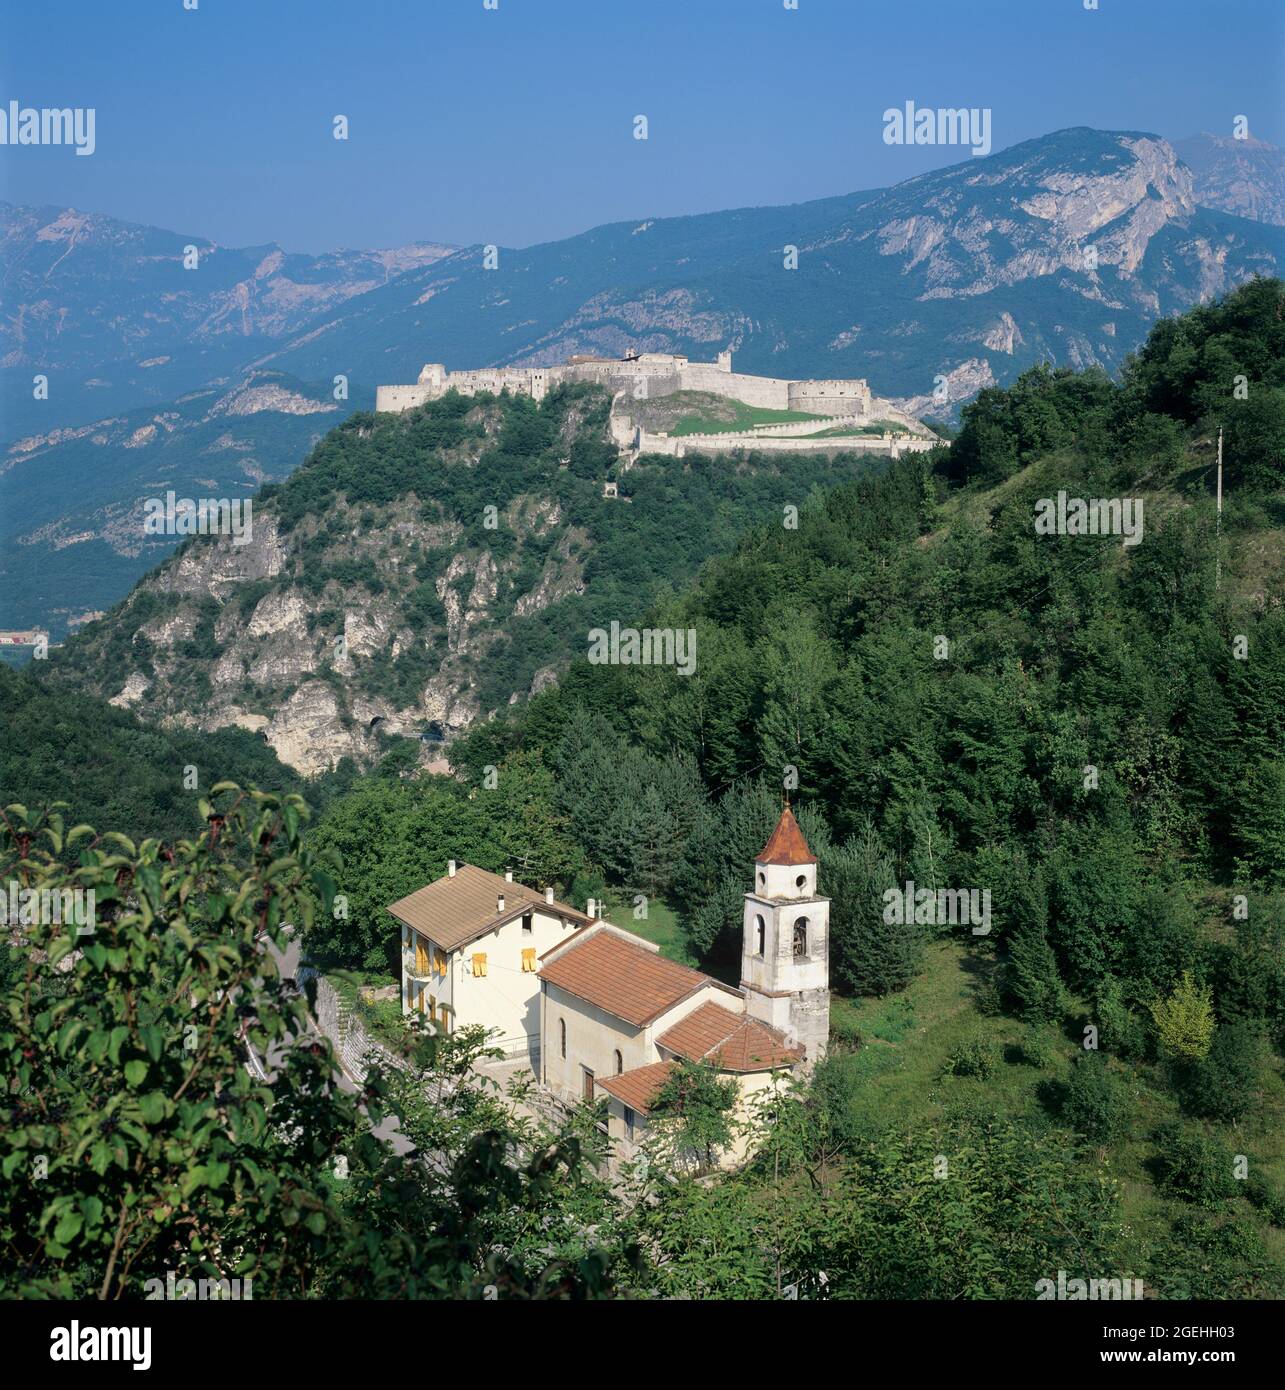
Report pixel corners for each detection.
[741,803,830,1064]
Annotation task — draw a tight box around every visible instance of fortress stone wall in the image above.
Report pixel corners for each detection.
[632,427,937,460]
[375,348,873,420]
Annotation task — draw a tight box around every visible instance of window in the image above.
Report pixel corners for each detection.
[754,914,766,956]
[414,937,429,975]
[758,871,766,888]
[796,873,807,891]
[623,1106,636,1142]
[521,946,537,972]
[614,1050,623,1075]
[522,912,533,934]
[428,995,437,1022]
[582,1067,595,1102]
[471,952,487,977]
[437,1004,449,1034]
[793,917,809,958]
[560,1018,567,1059]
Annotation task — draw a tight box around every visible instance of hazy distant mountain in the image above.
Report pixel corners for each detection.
[0,202,453,432]
[1174,133,1285,226]
[0,370,353,631]
[5,127,1283,634]
[256,128,1284,415]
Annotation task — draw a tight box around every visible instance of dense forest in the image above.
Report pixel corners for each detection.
[4,279,1283,1299]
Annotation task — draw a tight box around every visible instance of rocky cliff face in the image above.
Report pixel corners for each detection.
[48,386,869,776]
[84,484,575,777]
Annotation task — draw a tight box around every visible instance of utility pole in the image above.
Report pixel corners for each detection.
[1215,426,1224,592]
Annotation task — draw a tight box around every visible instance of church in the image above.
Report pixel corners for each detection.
[390,804,829,1167]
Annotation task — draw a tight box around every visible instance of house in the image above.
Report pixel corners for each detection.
[388,860,594,1053]
[537,804,830,1165]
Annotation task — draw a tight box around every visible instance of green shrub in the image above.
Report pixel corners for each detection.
[1152,1122,1237,1205]
[944,1038,997,1079]
[1093,976,1149,1060]
[1014,1037,1054,1069]
[1063,1051,1129,1143]
[1149,1211,1278,1300]
[1244,1174,1285,1229]
[1176,1021,1263,1123]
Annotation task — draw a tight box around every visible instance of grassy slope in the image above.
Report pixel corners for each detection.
[833,940,1285,1280]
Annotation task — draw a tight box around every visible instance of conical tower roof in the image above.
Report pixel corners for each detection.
[757,804,818,866]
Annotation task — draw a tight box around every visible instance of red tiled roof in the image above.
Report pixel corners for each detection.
[758,804,817,866]
[709,1016,803,1071]
[538,929,716,1026]
[658,1000,802,1071]
[596,1061,675,1115]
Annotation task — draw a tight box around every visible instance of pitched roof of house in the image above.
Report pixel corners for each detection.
[757,804,818,866]
[657,1000,803,1071]
[387,863,591,953]
[595,1060,676,1115]
[538,928,727,1027]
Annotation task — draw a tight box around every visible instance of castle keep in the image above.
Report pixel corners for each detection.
[375,348,874,420]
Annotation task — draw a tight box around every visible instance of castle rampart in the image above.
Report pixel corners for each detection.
[376,348,871,420]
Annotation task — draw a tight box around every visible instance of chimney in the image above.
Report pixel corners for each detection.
[447,859,457,878]
[545,886,554,905]
[505,869,513,883]
[587,897,596,918]
[497,893,505,913]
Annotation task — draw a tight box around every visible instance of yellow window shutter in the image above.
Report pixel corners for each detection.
[437,953,448,977]
[472,952,487,977]
[521,947,536,972]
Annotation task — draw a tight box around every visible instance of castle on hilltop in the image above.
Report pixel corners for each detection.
[375,347,874,420]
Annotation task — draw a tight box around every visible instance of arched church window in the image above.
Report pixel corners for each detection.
[758,871,765,889]
[755,915,766,956]
[614,1050,623,1075]
[795,873,807,891]
[793,917,809,958]
[560,1018,567,1059]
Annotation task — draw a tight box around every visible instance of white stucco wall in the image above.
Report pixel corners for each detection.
[401,908,579,1050]
[541,981,650,1102]
[540,975,741,1104]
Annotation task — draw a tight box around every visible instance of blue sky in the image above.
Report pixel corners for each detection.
[3,0,1282,253]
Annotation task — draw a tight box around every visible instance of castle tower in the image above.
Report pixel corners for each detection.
[741,804,830,1064]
